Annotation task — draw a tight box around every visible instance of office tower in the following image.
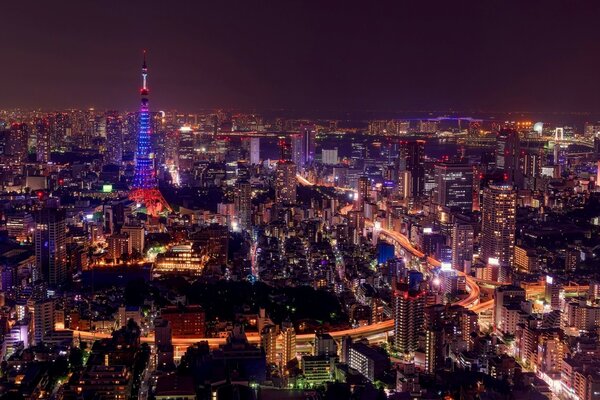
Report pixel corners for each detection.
[250,137,260,165]
[494,285,525,331]
[496,129,523,187]
[393,284,425,354]
[236,180,252,230]
[321,148,338,165]
[35,118,51,163]
[275,161,297,205]
[279,137,292,162]
[433,162,474,212]
[399,141,425,198]
[356,176,370,211]
[261,324,278,364]
[481,183,516,268]
[291,125,316,168]
[351,139,367,170]
[291,134,305,167]
[33,298,55,345]
[35,208,67,287]
[105,111,123,165]
[451,223,474,272]
[281,319,296,366]
[129,52,170,216]
[8,123,29,163]
[121,224,145,255]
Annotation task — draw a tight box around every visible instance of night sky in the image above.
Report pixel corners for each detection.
[3,1,600,113]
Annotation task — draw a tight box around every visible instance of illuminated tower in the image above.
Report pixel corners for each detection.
[130,51,170,216]
[481,183,516,268]
[133,52,154,189]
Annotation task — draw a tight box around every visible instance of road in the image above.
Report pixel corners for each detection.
[70,176,491,357]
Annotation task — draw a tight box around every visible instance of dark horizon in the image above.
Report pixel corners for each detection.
[3,1,600,113]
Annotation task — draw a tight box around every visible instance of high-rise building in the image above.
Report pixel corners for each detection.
[393,284,425,354]
[8,123,29,163]
[399,141,425,198]
[121,224,145,256]
[33,298,55,345]
[279,137,292,162]
[291,134,305,167]
[250,137,260,165]
[49,112,69,151]
[434,162,474,212]
[356,176,370,211]
[291,125,316,168]
[35,118,51,163]
[105,112,124,165]
[481,183,516,268]
[425,326,444,374]
[451,223,474,272]
[261,324,278,365]
[281,319,296,366]
[236,180,252,230]
[154,318,174,370]
[496,129,523,187]
[494,285,525,331]
[321,148,338,165]
[275,161,297,205]
[35,208,67,287]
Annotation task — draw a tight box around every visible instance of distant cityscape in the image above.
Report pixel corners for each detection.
[3,51,600,400]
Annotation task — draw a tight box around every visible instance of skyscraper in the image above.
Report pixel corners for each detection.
[34,119,50,163]
[281,319,296,367]
[291,125,316,168]
[236,180,252,230]
[250,137,260,165]
[399,141,425,198]
[129,52,170,216]
[393,284,425,354]
[451,222,474,272]
[496,129,523,187]
[275,161,297,205]
[434,162,474,212]
[356,176,370,211]
[261,324,278,365]
[481,183,516,268]
[105,111,123,165]
[35,208,67,287]
[8,123,29,164]
[33,298,55,345]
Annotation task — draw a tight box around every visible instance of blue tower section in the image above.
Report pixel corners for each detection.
[133,51,156,190]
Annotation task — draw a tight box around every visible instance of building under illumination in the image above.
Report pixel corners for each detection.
[392,283,425,354]
[275,161,297,205]
[154,244,206,275]
[481,183,516,269]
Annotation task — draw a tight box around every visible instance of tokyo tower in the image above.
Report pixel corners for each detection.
[129,51,170,216]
